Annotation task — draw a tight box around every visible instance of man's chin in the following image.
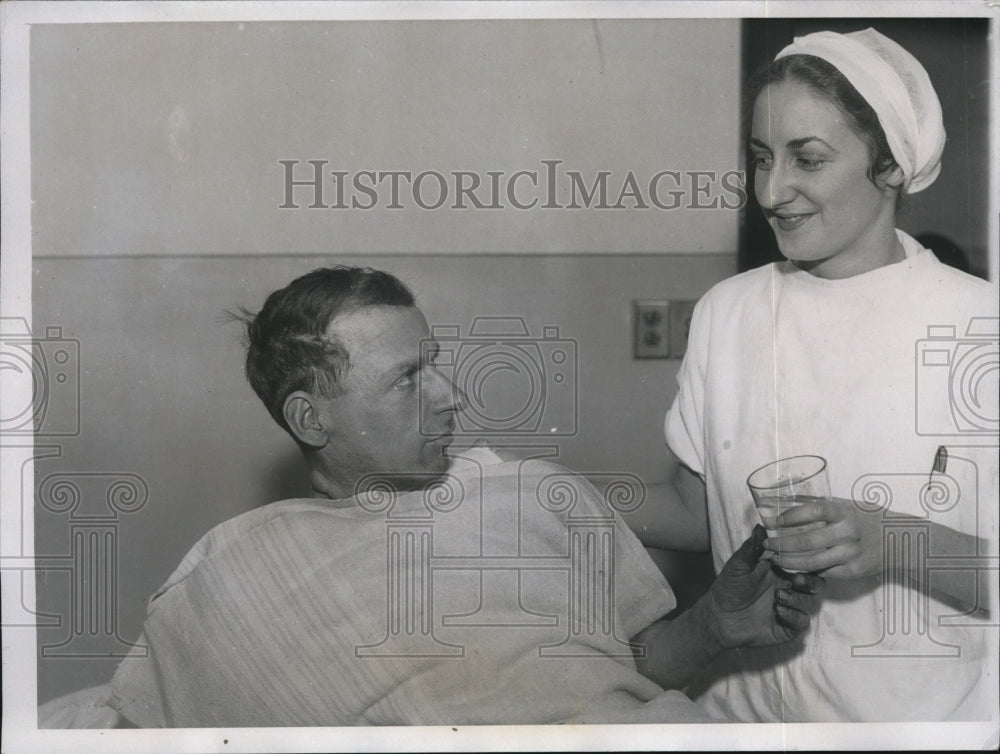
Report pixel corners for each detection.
[352,472,441,497]
[418,452,455,487]
[427,451,454,475]
[425,437,455,461]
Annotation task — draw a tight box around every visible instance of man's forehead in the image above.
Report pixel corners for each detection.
[325,305,430,362]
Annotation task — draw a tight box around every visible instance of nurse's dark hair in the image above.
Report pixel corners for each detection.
[235,266,415,433]
[746,53,899,187]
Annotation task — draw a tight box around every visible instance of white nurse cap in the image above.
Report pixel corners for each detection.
[776,28,946,194]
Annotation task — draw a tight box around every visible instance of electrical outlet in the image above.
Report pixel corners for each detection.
[633,300,670,359]
[669,300,698,358]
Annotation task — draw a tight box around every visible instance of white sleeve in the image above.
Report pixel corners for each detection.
[664,293,711,476]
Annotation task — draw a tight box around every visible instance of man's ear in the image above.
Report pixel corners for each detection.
[283,391,329,449]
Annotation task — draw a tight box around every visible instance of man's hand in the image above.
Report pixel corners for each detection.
[631,526,824,691]
[701,525,825,649]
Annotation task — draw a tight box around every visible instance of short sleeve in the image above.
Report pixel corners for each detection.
[606,494,678,636]
[516,460,677,637]
[664,293,711,476]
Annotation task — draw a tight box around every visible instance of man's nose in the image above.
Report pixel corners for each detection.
[449,379,468,414]
[425,366,466,413]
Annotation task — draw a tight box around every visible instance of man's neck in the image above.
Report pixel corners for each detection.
[309,467,353,503]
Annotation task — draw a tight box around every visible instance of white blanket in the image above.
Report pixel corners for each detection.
[110,449,716,726]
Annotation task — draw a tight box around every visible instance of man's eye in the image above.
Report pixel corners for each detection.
[394,370,418,389]
[424,344,441,367]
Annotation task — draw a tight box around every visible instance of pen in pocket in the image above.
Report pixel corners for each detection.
[930,445,948,482]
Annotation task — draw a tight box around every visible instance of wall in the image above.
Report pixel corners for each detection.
[28,19,743,703]
[30,20,742,256]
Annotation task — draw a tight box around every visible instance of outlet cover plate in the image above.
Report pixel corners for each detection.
[633,300,670,359]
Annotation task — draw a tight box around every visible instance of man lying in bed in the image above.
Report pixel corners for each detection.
[109,266,823,727]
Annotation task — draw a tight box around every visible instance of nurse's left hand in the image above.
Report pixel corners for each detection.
[765,497,884,579]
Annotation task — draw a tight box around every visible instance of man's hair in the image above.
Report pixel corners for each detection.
[241,266,415,433]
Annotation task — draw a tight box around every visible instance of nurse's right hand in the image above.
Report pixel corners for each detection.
[765,497,883,578]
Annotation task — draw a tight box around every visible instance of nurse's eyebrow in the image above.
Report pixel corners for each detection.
[749,136,838,152]
[786,136,838,152]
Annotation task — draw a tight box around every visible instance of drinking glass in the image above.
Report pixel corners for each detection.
[747,454,829,573]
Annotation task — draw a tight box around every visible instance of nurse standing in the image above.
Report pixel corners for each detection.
[636,29,998,722]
